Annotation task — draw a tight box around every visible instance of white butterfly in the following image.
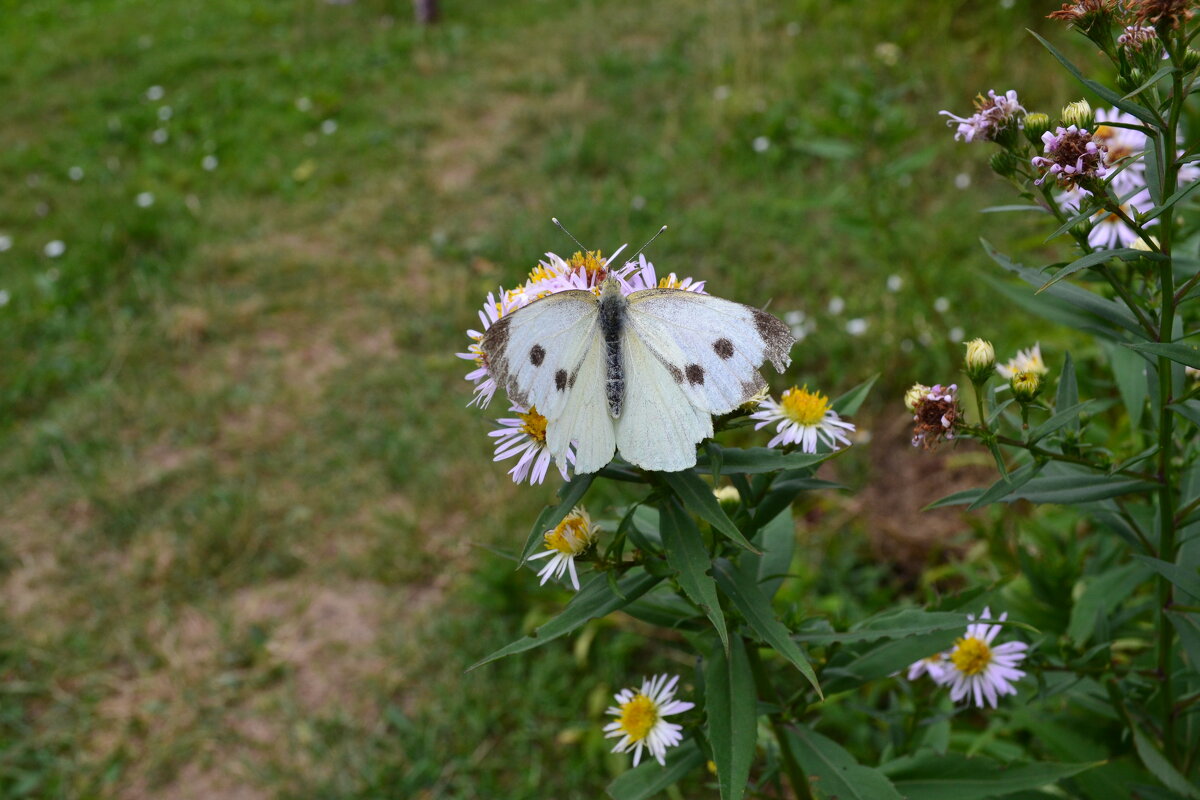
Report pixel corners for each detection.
[480,262,794,473]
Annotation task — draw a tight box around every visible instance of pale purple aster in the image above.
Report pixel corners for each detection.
[939,89,1025,143]
[944,607,1028,709]
[604,674,695,767]
[489,405,573,485]
[458,287,528,408]
[621,253,707,294]
[751,385,854,453]
[1058,185,1155,249]
[906,653,951,684]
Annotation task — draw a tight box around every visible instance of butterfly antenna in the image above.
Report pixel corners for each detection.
[628,225,668,263]
[551,218,589,252]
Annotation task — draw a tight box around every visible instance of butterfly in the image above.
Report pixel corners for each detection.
[480,257,795,473]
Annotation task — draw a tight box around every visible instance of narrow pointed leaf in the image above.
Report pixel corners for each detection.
[695,447,832,475]
[705,637,757,800]
[1029,30,1163,128]
[467,570,662,670]
[663,470,757,552]
[1037,248,1149,294]
[1166,611,1200,673]
[786,726,904,800]
[1054,352,1079,432]
[1133,555,1200,601]
[881,748,1102,800]
[1132,724,1200,799]
[606,739,705,800]
[661,501,728,650]
[1126,340,1200,370]
[520,473,595,564]
[713,558,820,694]
[832,373,878,416]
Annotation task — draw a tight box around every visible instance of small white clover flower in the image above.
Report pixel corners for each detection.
[68,166,84,181]
[752,136,770,153]
[944,607,1028,709]
[321,119,338,135]
[152,128,169,144]
[527,506,598,590]
[751,385,855,454]
[136,192,155,208]
[604,674,695,767]
[146,85,165,101]
[489,405,573,485]
[0,234,11,252]
[202,155,219,171]
[43,240,65,258]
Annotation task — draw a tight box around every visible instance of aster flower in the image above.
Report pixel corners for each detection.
[939,90,1025,144]
[1118,24,1159,49]
[1059,185,1156,249]
[528,506,598,590]
[1135,0,1195,28]
[995,343,1049,380]
[489,405,573,484]
[458,287,526,407]
[906,653,951,684]
[911,384,960,449]
[604,674,695,766]
[1093,109,1148,189]
[751,385,855,453]
[1033,125,1109,189]
[621,253,707,294]
[1048,0,1118,35]
[944,607,1028,709]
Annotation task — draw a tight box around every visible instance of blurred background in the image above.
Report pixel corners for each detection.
[0,0,1086,797]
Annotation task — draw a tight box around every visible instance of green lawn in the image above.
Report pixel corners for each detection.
[0,0,1089,797]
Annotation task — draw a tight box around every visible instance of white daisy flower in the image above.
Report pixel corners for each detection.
[751,385,855,453]
[604,674,695,766]
[995,343,1048,380]
[906,653,951,684]
[489,405,572,485]
[527,506,598,590]
[944,607,1028,709]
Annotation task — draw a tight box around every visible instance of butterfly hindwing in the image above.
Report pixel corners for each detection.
[615,324,714,472]
[549,336,617,473]
[624,289,794,415]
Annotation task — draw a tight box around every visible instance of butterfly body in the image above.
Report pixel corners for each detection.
[481,272,793,473]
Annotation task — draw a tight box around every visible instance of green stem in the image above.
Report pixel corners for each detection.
[746,646,813,800]
[980,431,1161,483]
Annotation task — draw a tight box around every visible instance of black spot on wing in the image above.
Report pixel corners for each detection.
[555,369,567,391]
[685,364,705,385]
[751,308,795,372]
[568,368,578,388]
[529,344,545,366]
[713,338,734,359]
[666,364,683,384]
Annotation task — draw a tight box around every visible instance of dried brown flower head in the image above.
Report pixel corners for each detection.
[1134,0,1196,28]
[911,384,960,450]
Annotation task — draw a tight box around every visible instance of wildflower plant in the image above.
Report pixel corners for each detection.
[914,2,1200,794]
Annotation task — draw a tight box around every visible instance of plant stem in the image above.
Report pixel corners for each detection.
[746,646,813,800]
[980,431,1161,483]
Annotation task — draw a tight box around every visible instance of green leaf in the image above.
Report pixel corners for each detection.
[1067,562,1152,646]
[1146,170,1200,219]
[1132,555,1200,601]
[660,501,728,651]
[981,204,1050,214]
[981,240,1145,339]
[1144,134,1165,207]
[786,726,903,800]
[606,739,705,800]
[968,461,1044,511]
[754,509,796,600]
[1169,399,1200,429]
[1010,468,1157,505]
[1126,340,1200,370]
[1027,401,1095,445]
[751,477,842,530]
[792,609,970,644]
[1105,342,1150,430]
[467,570,662,670]
[1122,63,1178,102]
[832,374,878,416]
[695,446,832,475]
[662,470,757,552]
[1037,248,1151,294]
[1054,352,1079,432]
[713,559,820,694]
[705,637,757,800]
[1131,724,1200,799]
[519,473,595,564]
[1029,29,1163,128]
[924,488,984,509]
[881,748,1101,800]
[1166,611,1200,673]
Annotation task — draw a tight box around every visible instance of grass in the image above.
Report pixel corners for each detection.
[0,0,1102,797]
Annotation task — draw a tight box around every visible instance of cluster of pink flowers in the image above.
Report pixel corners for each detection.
[939,89,1025,143]
[1032,125,1109,188]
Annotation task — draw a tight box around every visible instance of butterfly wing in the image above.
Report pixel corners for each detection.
[624,289,794,416]
[615,325,714,472]
[480,290,616,472]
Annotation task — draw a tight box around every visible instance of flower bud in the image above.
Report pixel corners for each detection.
[904,382,931,412]
[1010,370,1042,403]
[1023,112,1051,145]
[989,151,1020,177]
[964,338,996,383]
[1132,234,1160,252]
[1061,99,1094,131]
[1185,49,1200,72]
[713,485,740,511]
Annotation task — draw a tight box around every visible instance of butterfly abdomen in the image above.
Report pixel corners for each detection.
[598,282,626,418]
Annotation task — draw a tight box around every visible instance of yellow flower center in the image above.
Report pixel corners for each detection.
[568,250,606,277]
[780,386,831,426]
[616,694,658,742]
[657,273,687,289]
[518,407,548,443]
[528,264,557,284]
[544,513,594,555]
[951,636,992,676]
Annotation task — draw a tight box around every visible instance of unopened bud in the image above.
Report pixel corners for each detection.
[713,485,740,510]
[1132,234,1159,252]
[904,383,931,412]
[1185,48,1200,72]
[989,151,1020,177]
[1011,370,1042,403]
[1061,99,1094,131]
[1023,112,1051,145]
[964,338,996,383]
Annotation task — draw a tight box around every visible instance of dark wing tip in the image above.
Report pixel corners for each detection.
[751,308,795,371]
